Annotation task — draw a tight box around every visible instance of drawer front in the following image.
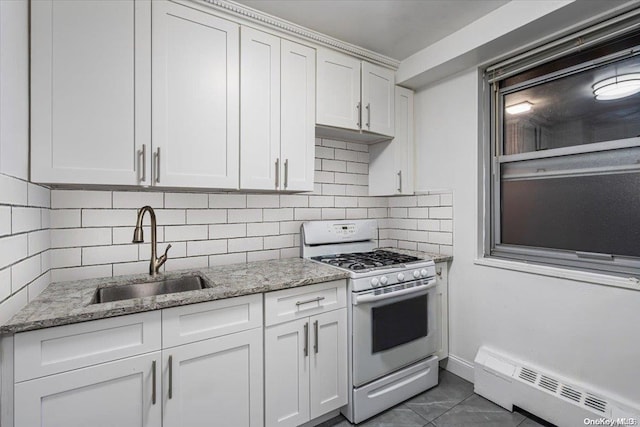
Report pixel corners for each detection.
[264,280,347,327]
[162,294,262,348]
[14,311,161,382]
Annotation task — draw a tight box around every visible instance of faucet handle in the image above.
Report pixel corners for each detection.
[158,244,172,267]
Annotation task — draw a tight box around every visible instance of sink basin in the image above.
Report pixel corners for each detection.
[92,275,208,304]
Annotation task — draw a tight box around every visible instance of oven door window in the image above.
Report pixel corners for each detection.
[371,294,428,353]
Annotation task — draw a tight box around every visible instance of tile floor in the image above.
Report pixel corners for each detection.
[321,369,556,427]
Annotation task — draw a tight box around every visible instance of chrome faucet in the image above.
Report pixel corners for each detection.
[132,206,172,276]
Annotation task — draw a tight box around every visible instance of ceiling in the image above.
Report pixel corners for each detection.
[233,0,510,61]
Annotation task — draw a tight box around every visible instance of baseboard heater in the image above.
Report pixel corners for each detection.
[474,347,639,427]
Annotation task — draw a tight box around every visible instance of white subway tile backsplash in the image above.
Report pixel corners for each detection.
[280,247,299,259]
[264,234,293,250]
[322,159,347,172]
[321,184,346,196]
[279,221,302,234]
[347,162,368,174]
[28,229,50,256]
[164,225,208,242]
[315,171,334,183]
[50,209,81,228]
[309,196,334,208]
[321,139,346,149]
[51,228,111,248]
[345,185,368,196]
[367,208,387,219]
[247,222,279,237]
[0,206,11,236]
[82,209,137,227]
[334,149,358,162]
[113,226,164,245]
[209,223,246,239]
[247,194,280,208]
[321,208,346,220]
[346,208,367,219]
[0,268,11,302]
[0,288,27,325]
[335,197,357,208]
[417,219,440,231]
[28,271,50,302]
[440,220,453,232]
[209,252,246,266]
[398,240,418,251]
[165,192,208,209]
[388,196,418,207]
[11,255,40,292]
[0,234,28,269]
[0,173,28,206]
[209,193,247,209]
[315,146,334,159]
[228,208,262,223]
[51,248,82,269]
[27,183,50,208]
[51,265,112,283]
[346,142,367,152]
[51,190,111,209]
[113,191,163,209]
[165,256,208,272]
[186,209,226,225]
[428,231,453,245]
[41,250,51,273]
[247,249,280,262]
[429,206,453,219]
[113,261,149,276]
[417,194,441,207]
[294,208,321,221]
[263,208,294,222]
[417,242,440,253]
[408,207,429,218]
[440,193,453,206]
[280,195,308,208]
[41,208,50,229]
[12,207,41,233]
[154,209,186,225]
[82,245,139,265]
[186,239,227,257]
[228,237,263,253]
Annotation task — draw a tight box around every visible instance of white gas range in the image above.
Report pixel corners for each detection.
[301,219,440,424]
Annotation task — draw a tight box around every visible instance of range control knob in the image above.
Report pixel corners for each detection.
[413,270,420,279]
[370,277,379,287]
[397,273,405,282]
[380,276,388,285]
[421,269,428,277]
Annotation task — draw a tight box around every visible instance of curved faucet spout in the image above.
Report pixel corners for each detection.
[133,206,171,276]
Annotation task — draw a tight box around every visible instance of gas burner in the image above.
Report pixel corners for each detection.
[311,250,421,273]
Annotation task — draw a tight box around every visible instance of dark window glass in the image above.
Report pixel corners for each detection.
[371,295,428,354]
[503,54,640,156]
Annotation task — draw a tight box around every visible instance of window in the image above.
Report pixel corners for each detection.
[485,13,640,277]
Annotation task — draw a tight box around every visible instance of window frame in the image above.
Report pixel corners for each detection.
[483,19,640,278]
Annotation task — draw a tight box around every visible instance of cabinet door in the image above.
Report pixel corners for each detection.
[265,318,310,427]
[15,352,161,427]
[310,308,347,419]
[152,1,239,189]
[316,49,361,131]
[163,328,263,427]
[31,0,151,185]
[434,263,449,360]
[368,86,414,196]
[362,62,395,137]
[280,39,316,192]
[240,26,280,190]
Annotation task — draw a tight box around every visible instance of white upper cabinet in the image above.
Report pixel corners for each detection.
[317,48,395,138]
[240,27,281,190]
[152,1,239,189]
[240,28,315,192]
[362,62,395,137]
[30,0,151,185]
[280,39,316,192]
[369,86,415,196]
[316,49,361,131]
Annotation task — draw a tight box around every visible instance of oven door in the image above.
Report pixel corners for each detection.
[351,279,438,387]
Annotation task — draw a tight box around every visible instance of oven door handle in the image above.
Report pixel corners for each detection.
[353,279,436,305]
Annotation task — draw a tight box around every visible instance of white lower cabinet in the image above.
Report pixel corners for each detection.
[264,281,348,427]
[163,328,263,427]
[15,351,162,427]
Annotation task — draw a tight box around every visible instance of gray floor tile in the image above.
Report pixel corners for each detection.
[360,404,430,427]
[518,417,551,427]
[431,394,526,427]
[404,370,475,422]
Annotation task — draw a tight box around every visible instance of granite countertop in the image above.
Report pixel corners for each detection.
[0,257,349,334]
[1,249,452,335]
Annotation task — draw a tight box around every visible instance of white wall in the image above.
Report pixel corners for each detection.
[414,68,640,407]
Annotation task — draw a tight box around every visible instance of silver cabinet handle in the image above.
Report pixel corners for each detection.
[168,355,173,399]
[296,296,325,306]
[436,268,442,278]
[275,158,280,189]
[356,102,361,128]
[154,147,160,183]
[366,103,370,129]
[397,170,402,193]
[151,360,157,405]
[284,159,289,189]
[138,144,146,182]
[313,320,318,354]
[303,322,309,357]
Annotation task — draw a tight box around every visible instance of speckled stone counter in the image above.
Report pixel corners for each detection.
[1,257,349,334]
[380,247,453,264]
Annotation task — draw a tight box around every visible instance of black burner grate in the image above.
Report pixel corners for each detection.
[311,250,421,272]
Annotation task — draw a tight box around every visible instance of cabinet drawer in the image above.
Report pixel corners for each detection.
[14,311,161,382]
[162,294,262,348]
[264,280,346,327]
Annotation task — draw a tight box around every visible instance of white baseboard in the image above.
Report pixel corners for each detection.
[442,354,475,383]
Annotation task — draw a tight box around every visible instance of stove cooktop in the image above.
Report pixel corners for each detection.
[311,249,422,272]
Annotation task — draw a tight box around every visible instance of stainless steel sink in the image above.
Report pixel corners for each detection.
[92,275,208,304]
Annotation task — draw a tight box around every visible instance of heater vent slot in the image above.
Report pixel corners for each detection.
[585,394,608,413]
[539,375,559,393]
[519,367,538,383]
[560,385,582,402]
